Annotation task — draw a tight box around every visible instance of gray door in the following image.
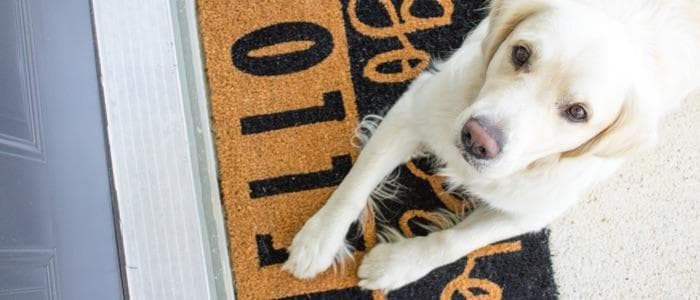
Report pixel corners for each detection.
[0,0,123,299]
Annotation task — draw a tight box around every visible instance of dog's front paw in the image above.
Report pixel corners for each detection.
[357,239,432,291]
[283,213,348,279]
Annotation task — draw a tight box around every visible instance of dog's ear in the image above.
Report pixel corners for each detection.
[481,0,551,66]
[562,89,658,159]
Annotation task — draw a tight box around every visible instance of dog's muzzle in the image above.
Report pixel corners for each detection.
[461,117,504,160]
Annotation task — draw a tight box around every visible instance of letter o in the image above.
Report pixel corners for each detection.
[231,22,333,76]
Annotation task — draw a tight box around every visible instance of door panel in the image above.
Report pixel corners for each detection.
[0,0,123,299]
[0,249,58,299]
[0,0,43,162]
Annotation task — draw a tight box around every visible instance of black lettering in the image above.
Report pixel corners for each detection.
[240,91,345,135]
[248,155,352,198]
[255,222,364,268]
[232,22,333,76]
[256,234,289,267]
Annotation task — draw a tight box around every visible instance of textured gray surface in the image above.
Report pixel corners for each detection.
[550,94,700,298]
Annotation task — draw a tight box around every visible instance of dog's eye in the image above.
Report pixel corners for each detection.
[566,104,588,122]
[511,45,530,68]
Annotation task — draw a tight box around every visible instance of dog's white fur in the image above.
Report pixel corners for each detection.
[283,0,700,291]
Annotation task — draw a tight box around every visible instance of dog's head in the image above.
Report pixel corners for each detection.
[456,0,658,178]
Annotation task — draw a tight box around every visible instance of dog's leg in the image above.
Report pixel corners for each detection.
[283,94,422,279]
[357,206,551,291]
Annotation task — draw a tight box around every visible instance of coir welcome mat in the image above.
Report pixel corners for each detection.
[198,0,558,299]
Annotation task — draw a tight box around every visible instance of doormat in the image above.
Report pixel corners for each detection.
[197,0,558,299]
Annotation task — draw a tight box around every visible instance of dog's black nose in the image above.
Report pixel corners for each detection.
[461,118,503,159]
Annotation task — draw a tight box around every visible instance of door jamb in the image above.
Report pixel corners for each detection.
[92,0,235,298]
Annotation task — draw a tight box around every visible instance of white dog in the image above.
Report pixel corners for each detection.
[283,0,700,291]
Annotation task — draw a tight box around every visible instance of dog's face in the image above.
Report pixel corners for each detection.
[457,0,654,179]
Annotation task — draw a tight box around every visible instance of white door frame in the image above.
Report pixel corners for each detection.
[91,0,234,298]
